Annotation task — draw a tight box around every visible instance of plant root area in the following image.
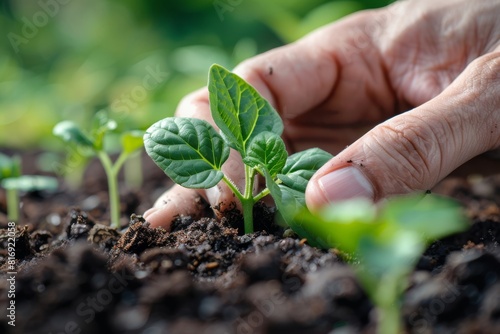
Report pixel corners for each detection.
[1,152,500,334]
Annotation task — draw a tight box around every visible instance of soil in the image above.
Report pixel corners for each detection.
[0,150,500,334]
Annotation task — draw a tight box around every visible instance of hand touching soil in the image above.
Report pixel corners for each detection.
[144,0,500,229]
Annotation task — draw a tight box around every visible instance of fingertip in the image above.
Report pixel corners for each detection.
[306,166,375,212]
[142,207,157,220]
[305,178,330,212]
[142,207,175,230]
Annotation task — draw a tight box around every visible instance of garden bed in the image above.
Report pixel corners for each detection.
[1,151,500,334]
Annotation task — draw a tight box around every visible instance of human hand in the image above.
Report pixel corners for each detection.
[144,0,500,229]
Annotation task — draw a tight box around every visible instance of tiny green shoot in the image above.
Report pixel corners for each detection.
[53,111,144,228]
[295,194,469,334]
[0,153,58,222]
[144,64,332,233]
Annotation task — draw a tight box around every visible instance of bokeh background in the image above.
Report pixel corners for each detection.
[1,0,393,155]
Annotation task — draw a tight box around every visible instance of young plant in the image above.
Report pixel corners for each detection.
[0,153,58,222]
[144,64,332,234]
[295,194,469,334]
[53,111,144,228]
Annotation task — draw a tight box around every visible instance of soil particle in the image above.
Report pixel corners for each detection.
[0,225,34,261]
[241,248,282,282]
[65,208,95,240]
[87,223,121,250]
[13,241,139,334]
[140,247,190,274]
[302,265,372,327]
[114,217,168,255]
[30,230,53,253]
[481,283,500,321]
[403,249,500,332]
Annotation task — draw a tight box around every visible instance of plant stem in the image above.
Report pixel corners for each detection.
[222,166,256,234]
[242,165,256,234]
[222,175,244,202]
[97,151,127,229]
[253,188,270,203]
[375,276,402,334]
[241,197,254,234]
[378,303,401,334]
[6,188,19,222]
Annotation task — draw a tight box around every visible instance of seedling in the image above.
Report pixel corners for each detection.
[144,64,332,234]
[295,194,468,334]
[0,153,58,222]
[53,111,144,228]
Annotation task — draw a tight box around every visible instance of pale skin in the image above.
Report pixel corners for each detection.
[144,0,500,229]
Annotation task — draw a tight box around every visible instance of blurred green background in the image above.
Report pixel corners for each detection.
[0,0,393,152]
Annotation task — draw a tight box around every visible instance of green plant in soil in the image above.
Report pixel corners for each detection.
[144,64,332,234]
[295,194,469,334]
[0,153,58,222]
[53,111,144,228]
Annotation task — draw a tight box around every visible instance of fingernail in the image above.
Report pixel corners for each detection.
[143,207,157,219]
[318,167,374,202]
[206,186,221,205]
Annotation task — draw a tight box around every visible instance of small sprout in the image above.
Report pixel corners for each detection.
[144,64,332,233]
[53,111,144,228]
[0,153,58,222]
[295,194,469,334]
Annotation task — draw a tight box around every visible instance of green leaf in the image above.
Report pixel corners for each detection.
[358,231,424,278]
[0,153,11,178]
[278,148,332,192]
[277,185,330,246]
[122,130,145,154]
[356,230,424,305]
[1,176,58,192]
[91,111,117,150]
[243,132,287,177]
[258,165,324,247]
[254,147,332,247]
[380,194,469,242]
[144,117,230,189]
[208,64,283,156]
[295,199,380,251]
[0,154,21,180]
[53,121,95,148]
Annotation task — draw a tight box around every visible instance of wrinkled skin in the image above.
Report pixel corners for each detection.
[144,0,500,229]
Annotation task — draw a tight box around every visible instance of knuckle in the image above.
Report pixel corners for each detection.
[461,53,500,149]
[466,53,500,95]
[364,119,442,191]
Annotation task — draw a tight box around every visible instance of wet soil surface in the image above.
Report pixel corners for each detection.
[0,151,500,334]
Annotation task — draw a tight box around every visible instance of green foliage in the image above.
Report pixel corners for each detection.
[0,153,21,180]
[279,148,333,193]
[144,117,230,188]
[53,121,95,149]
[53,111,144,228]
[208,64,284,155]
[122,130,146,154]
[0,153,58,222]
[243,132,288,177]
[144,64,332,233]
[295,194,469,334]
[1,176,58,192]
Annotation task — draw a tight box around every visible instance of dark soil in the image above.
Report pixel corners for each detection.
[1,151,500,334]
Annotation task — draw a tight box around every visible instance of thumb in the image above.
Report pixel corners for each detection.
[306,52,500,211]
